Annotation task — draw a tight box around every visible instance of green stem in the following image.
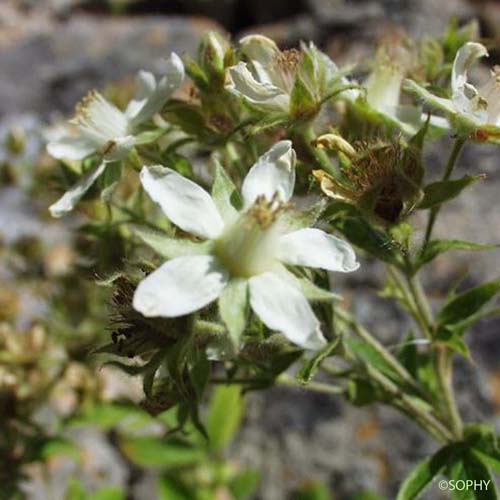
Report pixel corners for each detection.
[364,363,454,443]
[210,374,344,396]
[400,265,464,440]
[335,308,425,397]
[302,125,335,175]
[422,137,466,251]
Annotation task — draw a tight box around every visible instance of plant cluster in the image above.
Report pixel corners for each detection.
[41,20,500,498]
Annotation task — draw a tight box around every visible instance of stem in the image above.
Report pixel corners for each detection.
[302,125,335,175]
[363,364,454,442]
[400,266,464,440]
[436,345,463,438]
[335,308,425,397]
[210,374,344,396]
[422,137,466,251]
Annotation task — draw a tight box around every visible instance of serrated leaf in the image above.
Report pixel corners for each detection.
[418,175,483,209]
[396,445,460,500]
[437,281,500,328]
[134,228,211,259]
[218,278,248,348]
[207,385,244,453]
[417,240,497,269]
[211,161,241,223]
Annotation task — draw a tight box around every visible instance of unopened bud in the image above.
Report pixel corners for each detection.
[199,31,227,79]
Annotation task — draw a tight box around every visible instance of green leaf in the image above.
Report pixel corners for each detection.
[418,175,484,209]
[134,228,211,259]
[207,385,244,453]
[417,240,497,269]
[211,160,241,222]
[121,437,204,468]
[69,403,142,430]
[447,452,498,500]
[437,281,500,328]
[290,76,318,119]
[344,336,401,382]
[218,278,248,348]
[248,113,289,135]
[326,202,404,266]
[296,338,339,384]
[396,445,460,500]
[157,476,194,500]
[229,470,260,500]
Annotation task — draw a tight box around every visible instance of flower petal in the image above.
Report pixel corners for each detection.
[240,34,281,65]
[249,272,326,350]
[140,165,224,239]
[49,162,106,218]
[47,132,96,160]
[133,255,229,317]
[125,70,157,119]
[225,62,289,112]
[277,228,359,272]
[241,140,296,207]
[127,53,184,127]
[451,42,488,95]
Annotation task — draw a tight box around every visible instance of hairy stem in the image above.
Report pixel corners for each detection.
[422,137,466,251]
[335,308,426,397]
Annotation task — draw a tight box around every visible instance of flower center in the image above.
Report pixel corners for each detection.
[273,49,302,93]
[71,90,130,147]
[214,195,287,278]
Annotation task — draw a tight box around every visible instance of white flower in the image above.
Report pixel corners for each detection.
[133,141,359,350]
[225,35,349,116]
[48,53,184,217]
[404,42,500,140]
[346,41,421,135]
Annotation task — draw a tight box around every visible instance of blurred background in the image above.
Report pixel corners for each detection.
[1,1,500,499]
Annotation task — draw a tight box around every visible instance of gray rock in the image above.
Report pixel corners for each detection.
[0,14,224,117]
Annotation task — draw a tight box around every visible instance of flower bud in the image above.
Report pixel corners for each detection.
[199,31,228,81]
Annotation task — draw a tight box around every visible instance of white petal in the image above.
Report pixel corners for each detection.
[101,135,136,161]
[249,272,326,350]
[225,62,289,112]
[128,53,184,127]
[140,165,224,239]
[47,133,96,160]
[133,255,229,317]
[241,140,296,207]
[125,70,157,119]
[277,228,359,273]
[451,42,488,95]
[240,34,280,65]
[49,162,106,218]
